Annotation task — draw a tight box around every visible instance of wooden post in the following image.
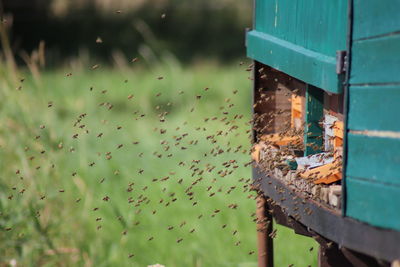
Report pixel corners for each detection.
[256,195,273,267]
[304,84,324,156]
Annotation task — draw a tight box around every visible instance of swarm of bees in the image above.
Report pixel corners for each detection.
[3,48,271,262]
[1,10,329,267]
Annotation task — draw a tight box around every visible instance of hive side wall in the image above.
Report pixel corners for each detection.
[345,0,400,231]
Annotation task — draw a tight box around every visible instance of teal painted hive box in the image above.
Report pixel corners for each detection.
[247,0,400,233]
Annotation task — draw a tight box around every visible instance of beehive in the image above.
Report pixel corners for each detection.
[247,0,400,264]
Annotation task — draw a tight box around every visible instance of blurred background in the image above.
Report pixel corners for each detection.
[1,0,251,66]
[0,0,318,266]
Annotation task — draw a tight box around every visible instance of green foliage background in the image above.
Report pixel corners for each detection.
[0,0,318,266]
[0,60,317,266]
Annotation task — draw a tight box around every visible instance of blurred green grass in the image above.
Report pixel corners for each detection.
[0,62,317,266]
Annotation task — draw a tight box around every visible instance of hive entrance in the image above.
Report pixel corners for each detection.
[252,64,344,210]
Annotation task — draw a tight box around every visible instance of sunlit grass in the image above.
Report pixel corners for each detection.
[0,62,317,266]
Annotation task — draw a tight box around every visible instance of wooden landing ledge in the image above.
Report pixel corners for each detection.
[253,167,400,263]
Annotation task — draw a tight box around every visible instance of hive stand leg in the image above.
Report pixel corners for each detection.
[256,195,274,267]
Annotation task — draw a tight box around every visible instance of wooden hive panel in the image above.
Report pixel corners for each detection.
[345,0,400,231]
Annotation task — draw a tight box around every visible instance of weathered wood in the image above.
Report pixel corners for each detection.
[348,85,400,132]
[304,85,324,156]
[253,167,400,262]
[253,65,303,137]
[346,133,400,185]
[350,34,400,85]
[345,177,400,231]
[353,0,400,40]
